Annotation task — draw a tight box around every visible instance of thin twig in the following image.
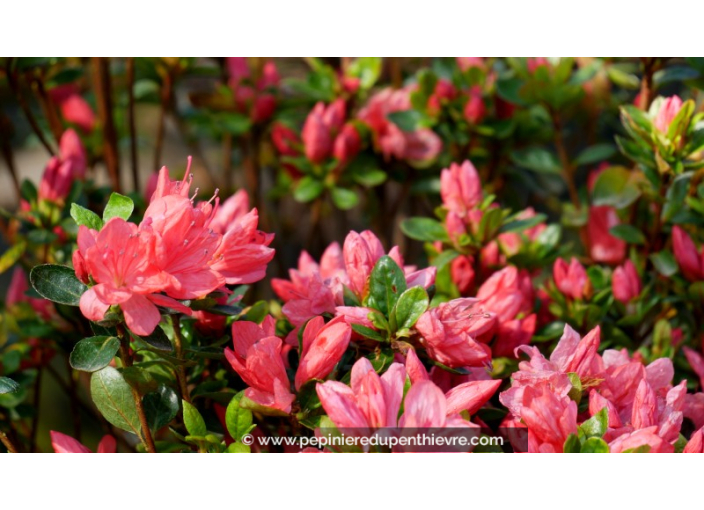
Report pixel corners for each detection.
[127,57,140,192]
[171,315,191,404]
[29,368,43,452]
[0,430,18,453]
[117,324,157,453]
[5,58,55,156]
[91,57,121,192]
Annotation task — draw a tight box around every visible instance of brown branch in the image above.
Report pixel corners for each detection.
[171,315,191,404]
[0,112,21,202]
[127,57,140,192]
[0,429,18,453]
[33,73,64,143]
[92,57,121,192]
[153,69,171,172]
[29,367,43,452]
[117,324,156,453]
[5,58,55,156]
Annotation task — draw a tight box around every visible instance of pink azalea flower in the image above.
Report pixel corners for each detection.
[476,266,533,322]
[440,160,483,218]
[271,243,347,327]
[683,347,704,389]
[415,298,494,368]
[608,426,673,453]
[520,383,578,453]
[51,431,116,453]
[553,257,588,300]
[654,95,683,134]
[684,427,704,453]
[673,225,704,281]
[74,218,188,336]
[295,316,352,390]
[38,129,87,203]
[612,260,641,304]
[224,320,294,414]
[316,358,406,431]
[358,87,442,166]
[463,87,486,125]
[48,85,96,133]
[209,189,250,234]
[588,206,626,264]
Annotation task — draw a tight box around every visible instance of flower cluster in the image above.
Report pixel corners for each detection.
[73,161,274,335]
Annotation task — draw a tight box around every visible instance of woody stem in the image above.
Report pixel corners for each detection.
[171,315,191,404]
[116,324,157,453]
[0,430,18,453]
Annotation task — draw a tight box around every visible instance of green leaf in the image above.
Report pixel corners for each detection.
[592,166,642,209]
[350,166,387,187]
[392,287,429,331]
[347,57,382,89]
[387,110,424,132]
[661,172,691,223]
[122,366,158,395]
[90,367,141,436]
[653,66,700,87]
[563,433,581,453]
[129,325,173,352]
[499,213,547,234]
[579,407,609,438]
[226,442,251,453]
[30,264,88,306]
[0,239,26,274]
[609,225,646,245]
[351,323,386,343]
[400,217,449,242]
[580,437,609,453]
[182,400,207,437]
[70,203,103,230]
[0,377,19,394]
[365,256,407,316]
[225,392,254,442]
[331,187,359,210]
[510,148,561,174]
[143,386,179,432]
[650,250,678,277]
[573,144,617,166]
[69,336,120,372]
[103,192,134,222]
[293,177,324,203]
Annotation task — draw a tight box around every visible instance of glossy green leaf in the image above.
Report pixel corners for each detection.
[293,177,324,203]
[579,407,609,438]
[331,187,359,210]
[365,256,407,316]
[30,264,88,306]
[103,192,134,222]
[69,336,120,372]
[401,217,449,242]
[225,392,254,442]
[580,437,609,453]
[90,367,141,436]
[182,400,207,437]
[0,377,19,395]
[592,166,642,209]
[143,386,179,432]
[351,323,386,343]
[510,148,561,174]
[650,250,678,277]
[573,144,617,166]
[392,286,429,331]
[70,203,103,230]
[609,225,646,245]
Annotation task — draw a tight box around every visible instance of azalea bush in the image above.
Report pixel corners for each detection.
[1,57,704,453]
